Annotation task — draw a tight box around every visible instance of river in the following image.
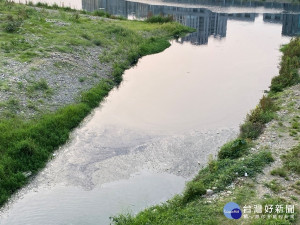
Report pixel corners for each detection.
[1,0,298,224]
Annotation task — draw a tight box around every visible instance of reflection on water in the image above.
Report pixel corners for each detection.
[124,0,300,11]
[14,0,82,9]
[97,0,300,12]
[87,0,300,44]
[264,13,300,36]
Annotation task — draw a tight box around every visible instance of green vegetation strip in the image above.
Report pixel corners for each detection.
[0,1,192,207]
[113,189,296,225]
[282,144,300,175]
[112,38,300,224]
[183,151,273,203]
[240,38,300,140]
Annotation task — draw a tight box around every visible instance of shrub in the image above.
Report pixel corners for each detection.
[4,15,22,33]
[207,154,217,172]
[28,79,49,91]
[52,3,59,9]
[270,168,287,178]
[240,121,264,139]
[240,95,275,139]
[139,37,170,56]
[218,138,248,159]
[292,121,299,129]
[248,96,275,124]
[17,8,29,20]
[247,107,273,124]
[81,33,91,40]
[79,77,87,83]
[1,38,33,53]
[186,151,273,199]
[270,38,300,93]
[81,79,113,108]
[70,12,80,22]
[265,180,283,193]
[36,2,48,8]
[270,67,299,92]
[112,63,127,85]
[7,97,20,109]
[182,180,206,203]
[92,10,111,18]
[93,39,102,46]
[281,145,300,174]
[259,95,276,112]
[62,7,73,12]
[13,139,37,157]
[146,15,173,23]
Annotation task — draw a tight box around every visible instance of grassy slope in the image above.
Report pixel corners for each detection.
[112,38,300,224]
[0,1,192,207]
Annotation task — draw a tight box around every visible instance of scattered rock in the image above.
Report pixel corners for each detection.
[206,189,214,195]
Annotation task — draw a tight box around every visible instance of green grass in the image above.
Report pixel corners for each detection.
[264,179,284,193]
[270,39,300,93]
[281,145,300,174]
[240,95,277,139]
[0,1,192,207]
[186,151,274,195]
[0,0,192,64]
[289,118,300,137]
[270,167,288,178]
[0,80,10,91]
[26,79,53,98]
[3,14,22,33]
[145,15,174,23]
[218,138,249,159]
[292,181,300,195]
[31,79,49,90]
[78,77,87,83]
[291,195,298,201]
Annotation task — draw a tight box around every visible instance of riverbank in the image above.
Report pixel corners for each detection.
[0,1,192,207]
[112,39,300,224]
